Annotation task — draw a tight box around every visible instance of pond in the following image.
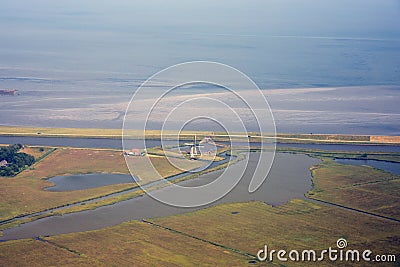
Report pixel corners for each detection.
[45,173,136,191]
[45,154,232,192]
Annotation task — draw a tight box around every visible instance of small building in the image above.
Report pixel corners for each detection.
[0,160,8,167]
[203,136,213,143]
[124,149,146,157]
[0,89,18,96]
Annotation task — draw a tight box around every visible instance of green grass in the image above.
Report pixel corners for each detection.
[151,200,399,266]
[7,220,249,266]
[1,125,400,144]
[307,158,400,220]
[1,198,398,266]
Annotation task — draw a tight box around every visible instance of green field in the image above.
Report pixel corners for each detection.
[1,199,398,266]
[307,158,400,220]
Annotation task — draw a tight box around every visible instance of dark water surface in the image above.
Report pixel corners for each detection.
[1,152,320,240]
[0,136,162,149]
[277,143,400,153]
[45,173,136,191]
[334,158,400,175]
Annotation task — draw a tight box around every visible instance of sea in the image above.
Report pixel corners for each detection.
[0,0,399,135]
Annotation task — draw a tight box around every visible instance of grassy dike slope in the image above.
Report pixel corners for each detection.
[0,125,210,139]
[1,125,400,144]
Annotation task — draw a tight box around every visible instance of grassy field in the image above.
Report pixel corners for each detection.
[19,146,53,160]
[307,158,400,220]
[0,239,101,266]
[0,220,249,266]
[127,154,204,184]
[0,148,131,221]
[150,200,399,266]
[0,199,398,266]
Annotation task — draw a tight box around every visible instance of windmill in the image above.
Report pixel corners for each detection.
[184,135,203,160]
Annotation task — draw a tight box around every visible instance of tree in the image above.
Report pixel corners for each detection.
[0,144,35,177]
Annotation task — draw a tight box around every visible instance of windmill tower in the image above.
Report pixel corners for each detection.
[182,134,204,160]
[189,135,200,159]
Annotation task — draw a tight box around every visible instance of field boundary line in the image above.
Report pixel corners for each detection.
[142,220,284,266]
[307,197,400,223]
